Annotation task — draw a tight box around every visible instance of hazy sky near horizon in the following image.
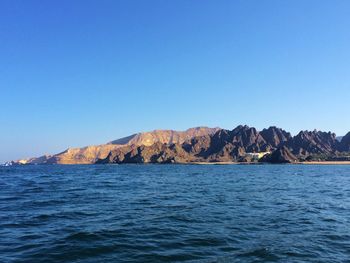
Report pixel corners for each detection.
[1,0,350,162]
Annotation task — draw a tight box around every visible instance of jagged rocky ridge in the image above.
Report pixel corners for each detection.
[99,126,350,164]
[12,127,220,164]
[11,126,350,165]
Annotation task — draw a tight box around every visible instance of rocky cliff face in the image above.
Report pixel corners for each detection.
[109,127,220,146]
[260,146,298,163]
[11,126,350,165]
[100,126,350,164]
[44,144,123,164]
[339,132,350,152]
[260,126,292,148]
[13,127,220,164]
[99,142,195,164]
[182,125,269,162]
[286,130,339,157]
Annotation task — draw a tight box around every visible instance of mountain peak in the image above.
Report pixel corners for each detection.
[10,126,350,165]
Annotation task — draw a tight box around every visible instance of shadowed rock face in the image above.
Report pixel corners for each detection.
[98,125,300,164]
[182,125,270,161]
[286,130,339,156]
[260,126,292,148]
[14,127,220,164]
[260,146,298,163]
[109,127,220,146]
[11,125,350,165]
[95,145,133,164]
[97,126,350,164]
[98,142,196,164]
[339,132,350,152]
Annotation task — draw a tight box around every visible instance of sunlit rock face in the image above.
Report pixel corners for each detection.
[13,127,220,164]
[110,127,221,147]
[11,126,350,165]
[45,144,124,164]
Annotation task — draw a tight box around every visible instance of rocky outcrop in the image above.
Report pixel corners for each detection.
[100,125,295,164]
[260,146,298,163]
[109,127,220,146]
[14,127,219,164]
[286,130,339,157]
[100,126,350,164]
[98,142,195,164]
[339,132,350,152]
[260,126,291,148]
[10,125,350,165]
[41,144,124,164]
[183,126,267,160]
[230,125,268,152]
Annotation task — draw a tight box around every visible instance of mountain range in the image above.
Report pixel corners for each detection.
[9,126,350,165]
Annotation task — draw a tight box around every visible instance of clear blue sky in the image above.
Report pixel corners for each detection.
[1,0,350,162]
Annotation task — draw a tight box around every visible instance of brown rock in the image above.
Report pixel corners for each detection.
[260,146,298,163]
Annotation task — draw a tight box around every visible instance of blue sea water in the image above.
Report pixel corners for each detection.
[0,164,350,263]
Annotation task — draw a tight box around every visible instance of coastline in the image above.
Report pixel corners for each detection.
[184,161,350,165]
[300,161,350,165]
[188,161,350,165]
[4,161,350,166]
[188,161,240,165]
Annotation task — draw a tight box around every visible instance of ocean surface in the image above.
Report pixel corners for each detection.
[1,164,350,263]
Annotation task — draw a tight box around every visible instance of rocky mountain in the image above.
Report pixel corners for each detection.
[181,125,269,162]
[336,136,344,142]
[285,130,339,157]
[260,146,298,163]
[12,127,219,165]
[109,127,220,146]
[260,126,292,147]
[181,125,292,162]
[98,142,195,164]
[10,125,350,165]
[339,132,350,152]
[98,126,349,164]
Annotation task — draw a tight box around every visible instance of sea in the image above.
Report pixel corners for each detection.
[1,164,349,262]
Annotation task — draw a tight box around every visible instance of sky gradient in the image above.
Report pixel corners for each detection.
[1,0,350,162]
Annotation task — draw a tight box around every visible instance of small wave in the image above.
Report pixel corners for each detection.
[238,247,280,261]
